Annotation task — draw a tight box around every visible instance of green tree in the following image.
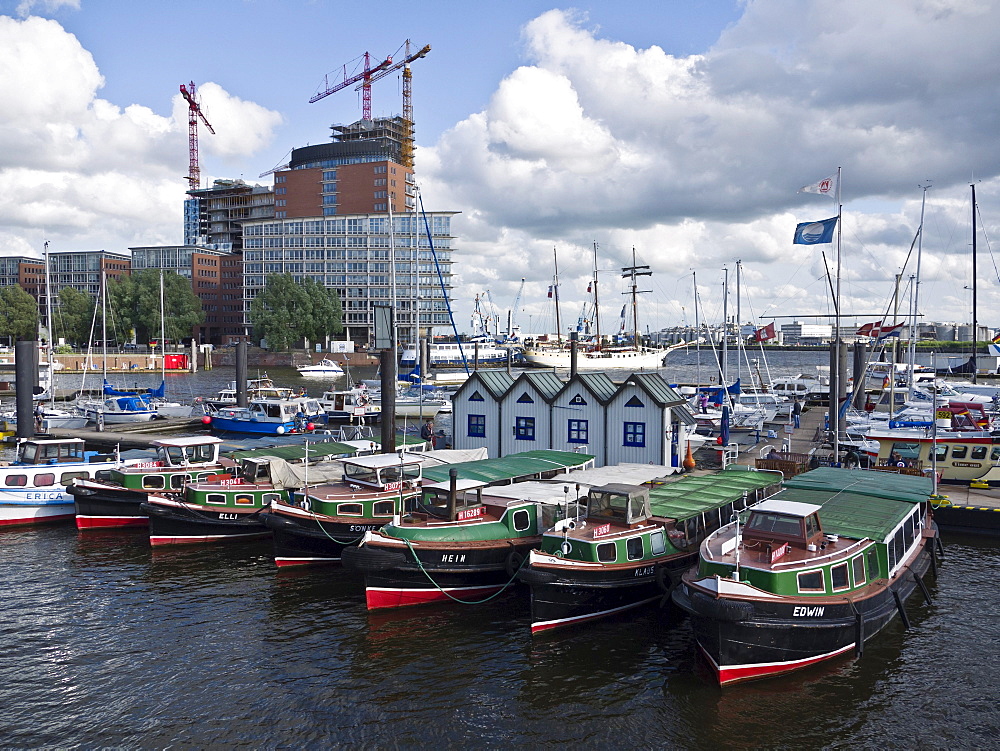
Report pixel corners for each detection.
[108,270,205,344]
[54,286,96,346]
[249,274,343,351]
[0,285,39,341]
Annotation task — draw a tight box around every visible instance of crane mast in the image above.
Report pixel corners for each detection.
[180,81,215,191]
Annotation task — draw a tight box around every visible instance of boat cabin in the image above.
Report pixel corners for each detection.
[742,499,824,551]
[14,438,107,466]
[417,477,487,519]
[342,453,422,491]
[585,483,652,526]
[152,436,223,467]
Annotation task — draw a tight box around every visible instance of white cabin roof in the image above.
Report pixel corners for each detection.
[423,478,489,492]
[752,499,822,517]
[345,453,423,470]
[151,436,224,448]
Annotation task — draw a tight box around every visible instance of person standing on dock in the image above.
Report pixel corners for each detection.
[792,398,802,429]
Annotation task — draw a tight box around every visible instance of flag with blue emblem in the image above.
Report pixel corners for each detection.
[793,217,838,245]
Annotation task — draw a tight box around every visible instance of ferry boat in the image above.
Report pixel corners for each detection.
[341,450,596,609]
[399,340,511,369]
[0,438,143,527]
[671,468,940,685]
[517,468,783,634]
[258,453,424,567]
[69,436,229,529]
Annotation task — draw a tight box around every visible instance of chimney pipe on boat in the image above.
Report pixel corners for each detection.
[448,468,458,521]
[570,331,579,377]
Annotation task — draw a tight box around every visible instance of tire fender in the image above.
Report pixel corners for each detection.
[505,549,525,578]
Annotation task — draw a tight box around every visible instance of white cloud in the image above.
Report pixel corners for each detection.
[421,3,1000,333]
[0,15,282,258]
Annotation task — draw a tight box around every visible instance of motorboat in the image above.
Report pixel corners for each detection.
[297,358,346,377]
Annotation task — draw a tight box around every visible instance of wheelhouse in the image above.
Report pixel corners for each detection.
[342,454,422,491]
[585,483,652,526]
[14,438,91,465]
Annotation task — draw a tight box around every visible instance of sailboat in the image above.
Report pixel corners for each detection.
[524,244,683,369]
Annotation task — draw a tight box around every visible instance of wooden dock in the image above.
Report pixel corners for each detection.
[38,418,208,451]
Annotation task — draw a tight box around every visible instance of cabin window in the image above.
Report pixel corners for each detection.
[804,513,821,539]
[852,555,866,586]
[626,536,644,561]
[624,422,645,447]
[951,446,968,460]
[234,494,255,505]
[890,442,920,461]
[206,493,227,505]
[381,463,422,485]
[165,446,185,464]
[746,512,801,537]
[95,470,112,482]
[191,444,216,462]
[338,503,363,516]
[889,527,905,571]
[831,563,850,591]
[60,471,88,485]
[650,529,666,555]
[516,392,534,403]
[143,476,166,490]
[373,500,395,515]
[971,446,988,460]
[992,447,1000,462]
[515,417,535,441]
[468,414,486,438]
[797,570,825,593]
[568,419,588,444]
[597,542,617,563]
[170,474,188,490]
[512,508,531,532]
[934,445,948,462]
[263,494,282,504]
[34,473,55,487]
[866,547,880,579]
[5,474,27,487]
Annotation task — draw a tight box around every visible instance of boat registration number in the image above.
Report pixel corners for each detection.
[456,506,485,520]
[953,462,982,468]
[592,523,611,538]
[135,461,164,469]
[383,481,402,491]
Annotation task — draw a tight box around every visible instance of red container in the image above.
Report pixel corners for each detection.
[164,354,189,370]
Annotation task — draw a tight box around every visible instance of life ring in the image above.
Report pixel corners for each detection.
[896,461,906,468]
[505,549,525,578]
[560,541,572,556]
[356,393,370,407]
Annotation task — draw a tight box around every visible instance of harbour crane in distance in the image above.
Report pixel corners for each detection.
[506,278,526,343]
[180,81,215,191]
[353,40,431,168]
[309,51,394,121]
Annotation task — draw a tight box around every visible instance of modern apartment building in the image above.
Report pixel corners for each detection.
[130,245,243,344]
[241,211,456,347]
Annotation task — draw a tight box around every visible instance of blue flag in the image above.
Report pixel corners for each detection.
[793,217,838,245]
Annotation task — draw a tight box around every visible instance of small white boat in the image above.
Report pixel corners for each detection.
[85,396,157,424]
[297,358,346,377]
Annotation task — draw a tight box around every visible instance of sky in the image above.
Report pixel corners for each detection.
[3,0,1000,339]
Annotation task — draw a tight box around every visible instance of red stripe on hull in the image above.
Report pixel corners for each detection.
[366,585,502,610]
[701,642,856,685]
[0,513,74,527]
[76,515,148,530]
[274,557,339,568]
[150,532,270,546]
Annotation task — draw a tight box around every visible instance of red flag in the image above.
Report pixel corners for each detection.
[547,286,553,299]
[753,322,776,342]
[587,282,592,293]
[856,320,882,337]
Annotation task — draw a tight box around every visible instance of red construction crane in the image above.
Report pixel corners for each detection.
[353,41,430,168]
[309,52,394,121]
[180,81,215,191]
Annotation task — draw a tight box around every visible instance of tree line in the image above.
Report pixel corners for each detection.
[0,271,342,351]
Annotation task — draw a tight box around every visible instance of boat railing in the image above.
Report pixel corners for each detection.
[770,537,869,569]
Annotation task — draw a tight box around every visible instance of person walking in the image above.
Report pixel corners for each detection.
[420,419,435,447]
[792,397,802,429]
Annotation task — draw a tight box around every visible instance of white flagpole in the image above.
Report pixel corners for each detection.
[833,166,843,464]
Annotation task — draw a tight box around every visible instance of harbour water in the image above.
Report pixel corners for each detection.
[3,351,997,746]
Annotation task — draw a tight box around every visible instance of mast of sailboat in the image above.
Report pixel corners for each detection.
[553,247,562,346]
[159,270,166,386]
[736,260,742,383]
[101,269,108,382]
[721,267,728,385]
[43,241,55,410]
[832,167,843,463]
[621,247,650,350]
[693,270,702,386]
[592,241,601,350]
[971,182,978,385]
[908,185,929,401]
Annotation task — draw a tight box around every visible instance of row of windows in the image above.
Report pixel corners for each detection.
[468,416,645,447]
[245,216,451,236]
[595,529,666,564]
[796,549,875,594]
[5,470,95,487]
[244,237,452,250]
